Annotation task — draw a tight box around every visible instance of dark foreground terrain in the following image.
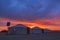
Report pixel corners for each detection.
[0,32,60,40]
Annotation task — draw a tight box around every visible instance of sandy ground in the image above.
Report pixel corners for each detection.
[0,32,60,40]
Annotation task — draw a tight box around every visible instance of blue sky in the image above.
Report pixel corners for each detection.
[0,0,60,20]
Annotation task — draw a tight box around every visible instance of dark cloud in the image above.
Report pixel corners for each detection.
[0,0,60,20]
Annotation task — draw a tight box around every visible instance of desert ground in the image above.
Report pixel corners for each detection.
[0,32,60,40]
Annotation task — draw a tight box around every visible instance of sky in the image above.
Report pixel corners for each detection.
[0,0,60,31]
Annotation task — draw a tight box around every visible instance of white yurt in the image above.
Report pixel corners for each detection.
[30,27,42,34]
[8,24,28,35]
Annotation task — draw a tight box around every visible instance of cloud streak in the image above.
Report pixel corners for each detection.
[0,0,60,19]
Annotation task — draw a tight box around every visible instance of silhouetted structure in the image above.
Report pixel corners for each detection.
[6,22,11,34]
[6,22,10,26]
[41,29,44,34]
[0,30,8,35]
[27,27,30,34]
[1,30,8,32]
[8,24,28,35]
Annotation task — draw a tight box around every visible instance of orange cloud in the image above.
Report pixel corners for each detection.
[0,17,60,31]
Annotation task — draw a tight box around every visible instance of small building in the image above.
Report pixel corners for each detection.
[44,29,51,33]
[30,27,42,34]
[8,24,28,35]
[0,30,8,35]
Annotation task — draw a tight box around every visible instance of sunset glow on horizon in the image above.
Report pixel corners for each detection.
[0,17,60,31]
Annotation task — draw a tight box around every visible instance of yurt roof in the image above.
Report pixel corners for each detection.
[32,27,42,30]
[13,24,27,28]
